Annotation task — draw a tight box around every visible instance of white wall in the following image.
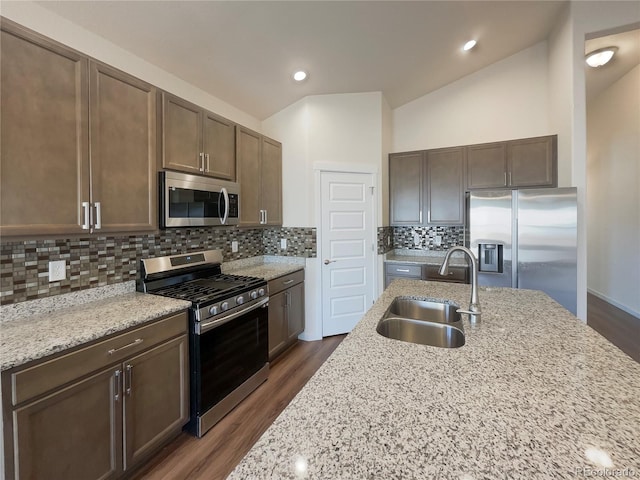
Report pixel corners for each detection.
[263,92,386,340]
[392,42,551,152]
[587,65,640,317]
[547,1,640,321]
[1,1,261,130]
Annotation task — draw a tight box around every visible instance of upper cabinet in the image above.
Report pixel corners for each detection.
[162,93,236,181]
[236,126,282,226]
[0,21,156,237]
[425,147,464,225]
[389,148,464,226]
[466,135,557,190]
[389,152,424,225]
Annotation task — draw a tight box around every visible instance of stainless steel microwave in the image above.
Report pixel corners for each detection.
[159,171,240,228]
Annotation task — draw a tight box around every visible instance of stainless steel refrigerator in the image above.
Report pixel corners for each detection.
[468,188,577,314]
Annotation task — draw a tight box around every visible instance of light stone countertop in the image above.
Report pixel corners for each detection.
[0,287,191,371]
[223,256,305,281]
[229,279,640,479]
[385,250,469,267]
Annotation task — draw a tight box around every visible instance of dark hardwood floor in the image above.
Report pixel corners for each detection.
[131,335,345,480]
[587,293,639,363]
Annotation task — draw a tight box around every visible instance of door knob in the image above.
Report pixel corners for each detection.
[324,259,336,265]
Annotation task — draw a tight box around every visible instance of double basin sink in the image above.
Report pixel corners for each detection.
[376,297,465,348]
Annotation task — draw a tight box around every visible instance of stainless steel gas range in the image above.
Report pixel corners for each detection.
[137,249,269,437]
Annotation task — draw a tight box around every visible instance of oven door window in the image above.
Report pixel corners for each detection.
[197,306,268,413]
[169,188,223,219]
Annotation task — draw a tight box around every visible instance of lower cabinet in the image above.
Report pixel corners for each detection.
[268,270,305,361]
[2,311,189,480]
[385,262,469,288]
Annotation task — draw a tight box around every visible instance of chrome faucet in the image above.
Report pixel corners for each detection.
[439,246,481,324]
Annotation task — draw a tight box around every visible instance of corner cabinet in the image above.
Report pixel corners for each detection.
[1,311,189,480]
[466,135,557,190]
[389,148,464,226]
[268,270,305,361]
[0,21,157,237]
[236,126,283,226]
[162,92,236,181]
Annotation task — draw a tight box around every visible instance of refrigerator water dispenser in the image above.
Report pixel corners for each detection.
[478,244,502,273]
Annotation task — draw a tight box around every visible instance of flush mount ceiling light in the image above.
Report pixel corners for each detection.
[292,70,308,82]
[585,46,618,67]
[462,40,477,51]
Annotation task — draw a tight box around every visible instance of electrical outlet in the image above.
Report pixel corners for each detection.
[48,260,66,282]
[413,231,421,247]
[280,238,287,250]
[435,235,442,246]
[231,241,239,253]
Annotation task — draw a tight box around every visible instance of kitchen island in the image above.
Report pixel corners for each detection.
[229,279,640,478]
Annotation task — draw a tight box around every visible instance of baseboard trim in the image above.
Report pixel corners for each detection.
[587,288,640,320]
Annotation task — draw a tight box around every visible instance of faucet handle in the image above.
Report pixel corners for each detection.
[456,308,481,324]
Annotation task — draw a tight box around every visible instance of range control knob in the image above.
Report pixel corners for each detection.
[209,305,219,316]
[250,290,258,300]
[236,295,245,305]
[220,301,229,312]
[258,288,266,297]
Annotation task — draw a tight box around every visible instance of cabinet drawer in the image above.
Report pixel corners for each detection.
[268,269,304,295]
[424,265,468,283]
[9,311,188,406]
[385,263,422,278]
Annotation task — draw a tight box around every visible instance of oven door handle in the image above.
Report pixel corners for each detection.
[219,187,229,225]
[197,296,269,334]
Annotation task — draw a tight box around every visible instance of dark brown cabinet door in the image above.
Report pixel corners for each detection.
[203,112,236,180]
[12,367,121,480]
[0,22,89,236]
[508,135,556,187]
[286,282,305,342]
[268,290,287,360]
[466,142,507,189]
[123,335,189,471]
[261,136,283,226]
[90,62,156,233]
[162,93,203,174]
[236,126,263,226]
[389,152,424,225]
[425,147,465,225]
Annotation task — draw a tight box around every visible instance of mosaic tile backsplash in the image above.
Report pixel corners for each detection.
[1,226,316,305]
[392,226,464,251]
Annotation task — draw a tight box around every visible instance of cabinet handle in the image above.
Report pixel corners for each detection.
[396,268,410,273]
[264,210,268,224]
[282,279,294,285]
[81,202,90,230]
[205,153,210,172]
[509,172,512,185]
[199,152,205,172]
[107,338,143,355]
[419,210,423,224]
[94,202,102,230]
[504,172,507,186]
[114,369,121,401]
[125,364,133,396]
[260,209,266,224]
[285,291,291,307]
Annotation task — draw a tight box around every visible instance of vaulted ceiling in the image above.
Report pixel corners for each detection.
[37,1,570,120]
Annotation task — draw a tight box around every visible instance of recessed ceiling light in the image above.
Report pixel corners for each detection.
[585,46,618,68]
[463,40,477,51]
[293,70,308,82]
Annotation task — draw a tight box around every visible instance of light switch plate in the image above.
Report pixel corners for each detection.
[231,241,239,253]
[48,260,66,282]
[280,238,287,250]
[435,235,442,246]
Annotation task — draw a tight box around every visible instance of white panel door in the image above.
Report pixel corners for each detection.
[321,172,375,336]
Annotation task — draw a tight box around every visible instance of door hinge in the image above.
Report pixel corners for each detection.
[370,186,374,196]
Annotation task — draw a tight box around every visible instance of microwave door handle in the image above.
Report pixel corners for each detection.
[220,187,229,225]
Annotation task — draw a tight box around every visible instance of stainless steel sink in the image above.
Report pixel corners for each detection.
[385,297,462,324]
[376,317,465,348]
[376,297,465,348]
